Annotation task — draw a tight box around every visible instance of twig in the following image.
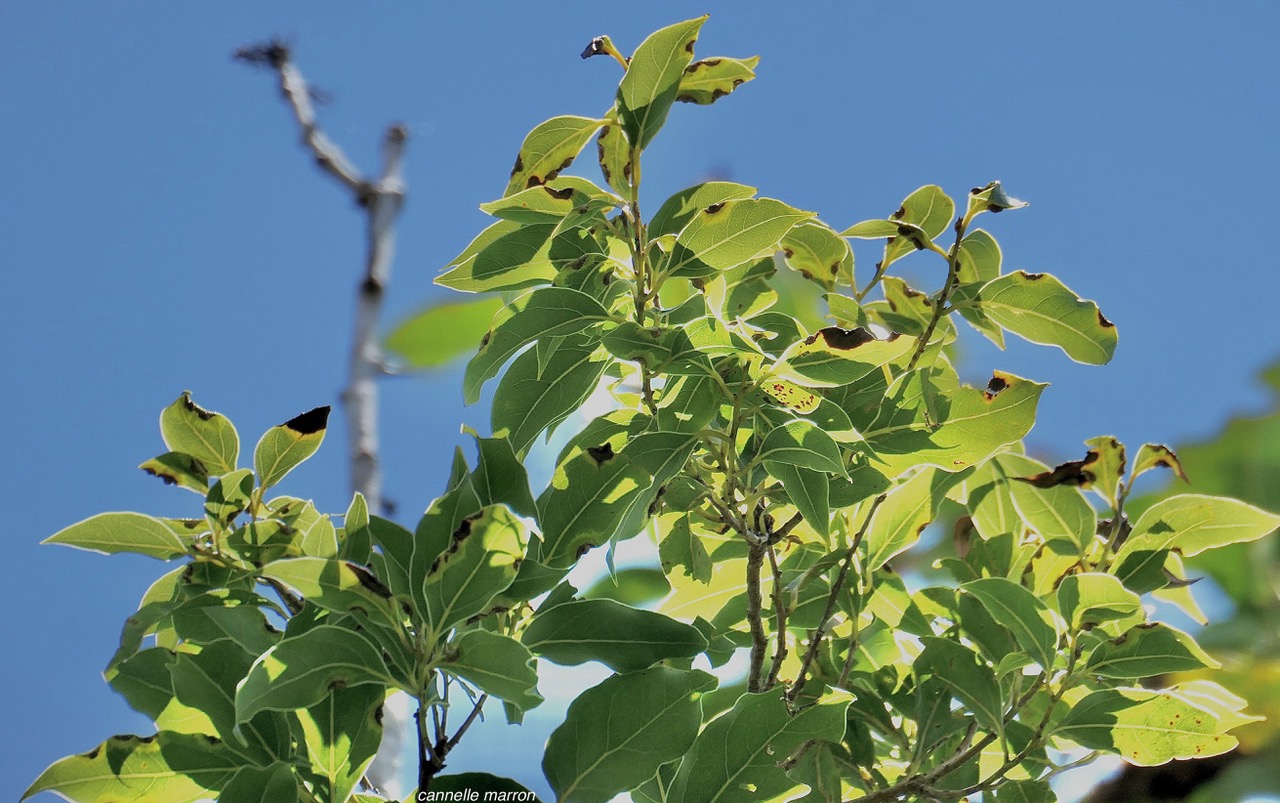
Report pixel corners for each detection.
[787,494,885,705]
[765,542,789,689]
[745,540,768,692]
[235,39,407,515]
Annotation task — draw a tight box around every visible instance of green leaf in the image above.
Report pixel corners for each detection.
[422,504,526,631]
[960,577,1060,671]
[841,219,902,238]
[884,184,956,264]
[437,222,601,293]
[341,492,372,564]
[483,182,595,224]
[1132,442,1189,484]
[442,628,542,713]
[109,648,176,720]
[159,391,239,475]
[863,370,1045,476]
[537,447,654,568]
[139,451,209,494]
[866,468,966,570]
[471,433,538,517]
[970,270,1118,364]
[676,55,759,105]
[235,625,391,724]
[667,692,849,803]
[295,684,383,803]
[781,219,854,290]
[649,181,757,238]
[385,295,505,370]
[505,115,605,196]
[1086,622,1220,678]
[1057,573,1142,630]
[775,327,913,389]
[953,228,1006,347]
[254,406,330,490]
[617,16,707,150]
[492,332,610,457]
[967,181,1028,218]
[1115,494,1280,589]
[522,599,706,673]
[260,557,396,627]
[999,453,1098,550]
[769,462,831,538]
[671,197,813,275]
[543,667,717,803]
[758,419,847,476]
[1057,688,1237,765]
[219,763,298,803]
[170,639,291,761]
[463,287,609,404]
[44,511,186,559]
[595,119,633,195]
[581,566,671,607]
[1083,435,1127,505]
[913,637,1005,737]
[23,732,241,802]
[659,515,713,583]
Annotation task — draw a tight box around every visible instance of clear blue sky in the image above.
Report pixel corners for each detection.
[3,3,1278,800]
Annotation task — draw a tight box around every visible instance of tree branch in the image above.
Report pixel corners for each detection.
[235,39,407,515]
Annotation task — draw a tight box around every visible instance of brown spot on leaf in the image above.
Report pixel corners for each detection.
[830,261,840,275]
[479,331,492,348]
[544,185,575,201]
[804,326,878,350]
[892,206,906,220]
[328,678,348,691]
[181,393,216,421]
[586,443,615,464]
[984,374,1009,399]
[375,705,385,725]
[685,39,696,53]
[83,746,101,759]
[347,562,393,598]
[576,542,597,558]
[1097,310,1115,328]
[704,202,726,215]
[283,406,330,435]
[1023,272,1045,280]
[510,154,523,178]
[1017,458,1095,489]
[987,204,1003,213]
[525,175,543,189]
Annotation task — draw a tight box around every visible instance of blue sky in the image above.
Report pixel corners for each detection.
[3,3,1278,800]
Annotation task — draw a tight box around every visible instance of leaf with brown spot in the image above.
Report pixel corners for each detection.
[422,504,527,630]
[1016,457,1095,489]
[1082,435,1127,505]
[965,270,1118,365]
[780,218,853,290]
[159,392,240,476]
[1132,442,1189,484]
[675,54,759,104]
[139,451,209,495]
[503,115,606,197]
[773,326,913,388]
[254,406,330,490]
[616,16,707,150]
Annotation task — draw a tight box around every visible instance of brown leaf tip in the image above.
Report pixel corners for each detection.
[1097,309,1115,328]
[586,443,615,464]
[180,392,217,421]
[805,326,878,350]
[283,406,330,435]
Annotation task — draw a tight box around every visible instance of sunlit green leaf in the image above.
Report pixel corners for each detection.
[1057,573,1142,631]
[617,17,707,150]
[261,557,397,627]
[649,181,757,238]
[658,515,713,584]
[967,181,1028,218]
[676,55,759,105]
[969,271,1117,365]
[423,504,526,631]
[1132,442,1189,484]
[505,115,605,196]
[463,287,610,404]
[139,451,209,494]
[1082,436,1127,506]
[758,418,847,476]
[544,667,716,803]
[442,628,542,713]
[998,453,1097,550]
[254,406,330,490]
[23,732,241,802]
[867,467,967,570]
[668,692,849,803]
[774,327,913,389]
[235,625,391,724]
[170,639,291,762]
[670,198,813,276]
[385,295,505,370]
[219,763,298,803]
[44,512,186,559]
[595,119,633,196]
[1086,622,1219,678]
[492,331,610,458]
[159,392,239,475]
[781,219,853,290]
[537,448,653,568]
[1057,688,1236,765]
[437,222,601,293]
[769,462,831,538]
[296,684,383,803]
